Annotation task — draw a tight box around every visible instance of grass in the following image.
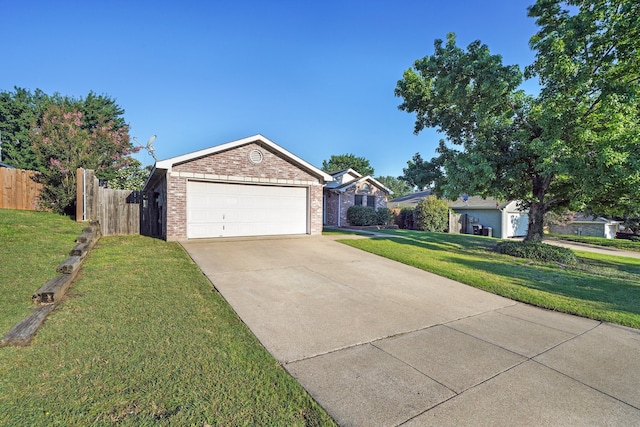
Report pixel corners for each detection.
[338,229,640,329]
[322,227,375,236]
[0,211,335,426]
[0,209,83,333]
[548,233,640,252]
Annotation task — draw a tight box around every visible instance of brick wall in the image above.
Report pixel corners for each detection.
[165,141,324,240]
[324,183,389,227]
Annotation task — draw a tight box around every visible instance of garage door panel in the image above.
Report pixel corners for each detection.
[187,182,308,238]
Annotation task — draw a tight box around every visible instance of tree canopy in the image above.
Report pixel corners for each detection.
[30,103,139,214]
[0,87,140,214]
[395,0,640,241]
[321,153,375,176]
[375,175,412,197]
[0,87,131,171]
[399,153,442,190]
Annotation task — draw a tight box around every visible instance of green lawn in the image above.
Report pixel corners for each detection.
[0,209,83,333]
[0,211,334,426]
[339,229,640,329]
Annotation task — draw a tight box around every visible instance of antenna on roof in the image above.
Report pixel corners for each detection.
[134,134,158,162]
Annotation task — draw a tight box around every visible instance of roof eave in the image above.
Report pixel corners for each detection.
[155,134,333,183]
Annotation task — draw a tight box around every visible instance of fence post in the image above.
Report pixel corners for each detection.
[76,168,83,221]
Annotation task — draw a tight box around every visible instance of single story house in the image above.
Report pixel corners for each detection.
[449,196,529,238]
[387,189,432,209]
[323,168,392,227]
[142,134,332,240]
[388,192,529,238]
[549,215,620,239]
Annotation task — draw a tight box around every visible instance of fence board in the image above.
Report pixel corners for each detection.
[0,167,43,210]
[449,212,467,234]
[77,168,140,235]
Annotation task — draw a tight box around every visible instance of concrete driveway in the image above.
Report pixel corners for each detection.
[182,236,640,426]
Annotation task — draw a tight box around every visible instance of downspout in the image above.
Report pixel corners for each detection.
[500,204,507,239]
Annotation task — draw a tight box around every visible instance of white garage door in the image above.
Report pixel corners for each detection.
[507,213,529,237]
[187,181,308,238]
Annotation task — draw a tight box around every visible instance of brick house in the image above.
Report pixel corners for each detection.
[141,135,332,240]
[323,169,392,227]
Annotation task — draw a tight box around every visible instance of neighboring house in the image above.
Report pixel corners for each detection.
[388,192,529,239]
[387,189,432,208]
[142,134,332,240]
[0,162,15,168]
[549,215,620,239]
[323,168,392,227]
[449,196,528,238]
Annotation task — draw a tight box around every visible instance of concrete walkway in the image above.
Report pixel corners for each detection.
[543,237,640,259]
[182,236,640,426]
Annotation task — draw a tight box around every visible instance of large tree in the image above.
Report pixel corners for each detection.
[30,104,139,214]
[395,0,640,241]
[321,153,375,176]
[0,88,129,171]
[0,88,53,169]
[400,153,442,190]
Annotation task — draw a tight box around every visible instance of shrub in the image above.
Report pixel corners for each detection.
[347,206,393,226]
[495,241,578,265]
[396,207,415,229]
[414,196,449,232]
[375,208,391,226]
[347,205,377,226]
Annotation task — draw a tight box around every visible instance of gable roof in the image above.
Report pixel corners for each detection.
[325,168,362,189]
[388,190,432,208]
[389,192,523,210]
[564,214,620,224]
[329,168,362,179]
[329,175,393,195]
[448,195,512,210]
[153,134,332,181]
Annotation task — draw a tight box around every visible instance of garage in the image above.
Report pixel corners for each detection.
[187,181,308,238]
[141,135,331,241]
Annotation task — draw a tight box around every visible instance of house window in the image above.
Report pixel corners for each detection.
[355,195,364,205]
[360,183,371,193]
[366,196,376,208]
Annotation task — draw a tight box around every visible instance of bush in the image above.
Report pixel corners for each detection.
[396,207,415,229]
[414,196,449,232]
[495,241,578,265]
[375,208,391,226]
[347,205,378,226]
[347,206,392,226]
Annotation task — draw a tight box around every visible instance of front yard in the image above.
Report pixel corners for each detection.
[338,229,640,329]
[0,210,334,426]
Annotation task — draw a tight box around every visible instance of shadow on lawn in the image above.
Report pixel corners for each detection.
[365,235,640,320]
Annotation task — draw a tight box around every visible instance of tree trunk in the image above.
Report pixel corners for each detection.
[525,175,551,242]
[526,201,546,241]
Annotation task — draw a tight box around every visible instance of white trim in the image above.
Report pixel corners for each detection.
[155,134,333,182]
[333,175,393,195]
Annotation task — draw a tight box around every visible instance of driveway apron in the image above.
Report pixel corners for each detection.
[181,236,640,427]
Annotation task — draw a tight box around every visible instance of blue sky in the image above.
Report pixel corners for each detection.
[1,0,540,177]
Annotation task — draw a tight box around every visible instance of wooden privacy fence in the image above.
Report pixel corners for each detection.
[449,212,467,234]
[76,168,141,235]
[0,167,43,210]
